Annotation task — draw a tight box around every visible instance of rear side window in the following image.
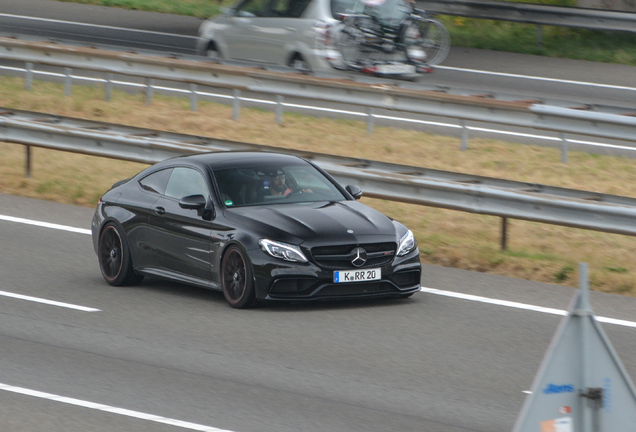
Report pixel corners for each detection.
[138,168,172,195]
[237,0,270,17]
[270,0,311,18]
[165,167,209,199]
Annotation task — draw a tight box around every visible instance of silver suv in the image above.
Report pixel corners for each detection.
[197,0,449,76]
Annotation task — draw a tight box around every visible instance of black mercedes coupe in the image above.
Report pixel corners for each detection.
[91,152,421,308]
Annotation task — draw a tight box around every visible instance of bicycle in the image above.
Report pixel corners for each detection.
[336,2,450,73]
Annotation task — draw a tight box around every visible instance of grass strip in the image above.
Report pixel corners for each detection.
[1,77,635,295]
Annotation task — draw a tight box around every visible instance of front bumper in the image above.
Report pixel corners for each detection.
[251,249,421,302]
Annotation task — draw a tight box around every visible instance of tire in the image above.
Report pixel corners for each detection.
[205,42,222,61]
[98,223,143,286]
[290,55,311,74]
[400,18,450,66]
[221,245,257,309]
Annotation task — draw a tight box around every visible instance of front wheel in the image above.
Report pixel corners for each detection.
[400,18,450,66]
[221,245,257,309]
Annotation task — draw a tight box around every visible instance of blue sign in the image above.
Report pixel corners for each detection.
[542,384,575,395]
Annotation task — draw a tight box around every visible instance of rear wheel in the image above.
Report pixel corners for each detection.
[98,223,143,286]
[205,42,222,61]
[290,54,311,74]
[400,18,450,66]
[221,245,257,309]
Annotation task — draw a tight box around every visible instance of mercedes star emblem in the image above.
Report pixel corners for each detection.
[350,247,367,267]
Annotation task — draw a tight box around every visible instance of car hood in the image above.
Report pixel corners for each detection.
[224,200,398,245]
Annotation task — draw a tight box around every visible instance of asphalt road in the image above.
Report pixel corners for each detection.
[1,193,636,432]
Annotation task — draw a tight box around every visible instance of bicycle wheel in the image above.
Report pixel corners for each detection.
[400,18,450,66]
[337,23,366,68]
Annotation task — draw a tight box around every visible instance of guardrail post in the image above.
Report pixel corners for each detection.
[232,89,241,120]
[25,145,31,178]
[367,107,374,134]
[536,25,543,48]
[561,133,568,163]
[460,119,468,150]
[145,78,154,106]
[189,84,197,111]
[25,62,33,91]
[64,68,72,96]
[501,217,508,250]
[104,73,113,102]
[276,95,284,125]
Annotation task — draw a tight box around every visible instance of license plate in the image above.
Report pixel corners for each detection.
[334,268,381,283]
[376,64,416,75]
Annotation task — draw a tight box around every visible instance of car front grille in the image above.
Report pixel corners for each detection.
[318,282,391,296]
[310,242,396,270]
[268,280,396,298]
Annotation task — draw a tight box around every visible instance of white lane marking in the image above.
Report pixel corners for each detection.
[436,65,636,93]
[0,215,97,311]
[0,215,91,235]
[0,290,100,312]
[0,14,197,39]
[0,382,234,432]
[3,214,636,325]
[420,287,636,329]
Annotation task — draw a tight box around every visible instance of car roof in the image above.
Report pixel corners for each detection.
[153,151,307,171]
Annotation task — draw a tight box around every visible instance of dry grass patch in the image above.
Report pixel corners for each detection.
[2,77,636,295]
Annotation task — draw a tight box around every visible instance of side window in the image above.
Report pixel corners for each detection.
[237,0,269,17]
[165,167,209,199]
[269,0,310,17]
[287,167,334,193]
[138,168,172,195]
[287,0,311,18]
[269,0,290,16]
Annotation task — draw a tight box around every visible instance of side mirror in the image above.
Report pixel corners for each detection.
[179,194,207,210]
[221,7,236,16]
[179,194,216,220]
[346,185,363,200]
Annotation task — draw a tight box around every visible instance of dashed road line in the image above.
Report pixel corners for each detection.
[0,382,234,432]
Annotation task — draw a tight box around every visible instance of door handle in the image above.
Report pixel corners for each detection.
[154,206,165,215]
[285,27,297,32]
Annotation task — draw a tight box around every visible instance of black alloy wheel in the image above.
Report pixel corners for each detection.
[221,246,256,308]
[98,223,143,286]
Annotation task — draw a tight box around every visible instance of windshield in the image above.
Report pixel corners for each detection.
[331,0,412,25]
[213,162,347,208]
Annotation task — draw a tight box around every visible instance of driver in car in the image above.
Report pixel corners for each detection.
[268,170,293,196]
[259,169,313,200]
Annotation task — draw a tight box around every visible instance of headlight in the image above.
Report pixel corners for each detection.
[396,230,416,257]
[259,239,308,263]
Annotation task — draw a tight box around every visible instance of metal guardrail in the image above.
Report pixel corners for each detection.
[417,0,636,32]
[3,108,636,239]
[1,37,636,148]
